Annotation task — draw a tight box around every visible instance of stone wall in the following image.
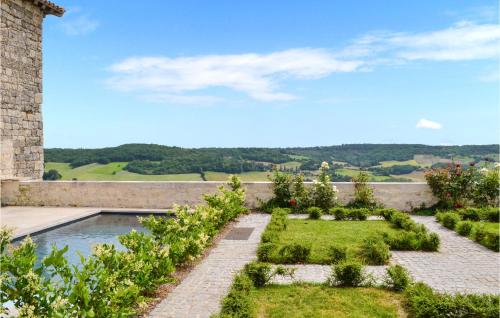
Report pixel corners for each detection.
[1,0,45,180]
[1,180,437,211]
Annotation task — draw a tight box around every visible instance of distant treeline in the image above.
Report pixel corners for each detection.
[44,143,499,175]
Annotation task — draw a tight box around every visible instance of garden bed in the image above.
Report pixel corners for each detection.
[244,284,406,318]
[263,219,401,264]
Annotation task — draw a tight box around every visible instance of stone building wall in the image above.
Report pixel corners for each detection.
[0,180,438,211]
[0,0,61,180]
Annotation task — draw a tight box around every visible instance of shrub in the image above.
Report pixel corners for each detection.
[329,260,365,287]
[384,231,421,251]
[456,221,474,236]
[260,208,289,244]
[278,243,311,263]
[328,245,347,264]
[257,242,275,262]
[348,172,378,208]
[219,273,253,318]
[269,170,293,207]
[475,230,500,252]
[291,174,311,212]
[311,162,338,211]
[385,265,412,291]
[42,169,62,180]
[439,212,461,230]
[307,207,323,220]
[330,207,348,220]
[379,208,397,221]
[243,262,273,287]
[425,163,479,209]
[460,208,481,221]
[243,262,294,288]
[483,207,500,222]
[420,232,440,251]
[473,168,500,207]
[405,282,500,318]
[360,236,391,265]
[350,208,369,221]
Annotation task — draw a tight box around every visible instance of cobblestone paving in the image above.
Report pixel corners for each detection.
[149,213,270,318]
[288,214,383,221]
[392,216,500,294]
[270,264,388,285]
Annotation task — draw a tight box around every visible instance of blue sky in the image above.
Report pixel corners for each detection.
[42,0,499,148]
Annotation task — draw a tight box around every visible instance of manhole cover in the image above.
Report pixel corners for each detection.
[225,227,254,240]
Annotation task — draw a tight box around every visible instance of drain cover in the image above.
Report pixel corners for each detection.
[225,227,254,240]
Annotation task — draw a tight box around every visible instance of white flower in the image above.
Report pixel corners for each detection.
[480,168,489,173]
[494,162,500,168]
[320,161,329,170]
[332,185,338,193]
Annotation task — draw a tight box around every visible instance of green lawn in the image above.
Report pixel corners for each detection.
[248,284,406,318]
[44,162,202,181]
[269,219,402,264]
[335,169,401,182]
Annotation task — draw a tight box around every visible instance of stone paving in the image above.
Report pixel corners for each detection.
[270,264,388,285]
[149,213,270,318]
[392,216,500,294]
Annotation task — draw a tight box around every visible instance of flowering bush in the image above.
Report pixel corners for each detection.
[0,176,247,317]
[424,162,499,209]
[311,162,338,211]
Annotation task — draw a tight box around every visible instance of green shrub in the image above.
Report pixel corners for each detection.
[244,262,273,287]
[385,265,412,291]
[473,168,500,207]
[257,243,275,262]
[348,172,378,209]
[243,262,294,288]
[219,273,253,318]
[439,212,461,230]
[420,232,440,251]
[329,260,365,287]
[328,245,347,264]
[307,207,323,220]
[456,221,474,236]
[360,236,390,265]
[330,207,348,220]
[483,207,500,222]
[379,208,397,221]
[278,243,311,263]
[291,174,311,212]
[384,231,421,250]
[405,282,500,318]
[349,208,369,221]
[475,230,500,252]
[460,208,481,221]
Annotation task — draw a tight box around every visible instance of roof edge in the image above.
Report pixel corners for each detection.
[28,0,65,17]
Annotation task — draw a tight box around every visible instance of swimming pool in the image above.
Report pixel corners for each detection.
[21,213,165,266]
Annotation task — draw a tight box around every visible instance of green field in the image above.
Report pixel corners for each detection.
[44,162,202,181]
[378,159,419,167]
[204,171,271,181]
[246,284,405,318]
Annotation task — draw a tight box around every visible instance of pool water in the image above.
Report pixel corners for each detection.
[29,214,151,266]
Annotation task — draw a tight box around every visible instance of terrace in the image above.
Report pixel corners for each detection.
[0,1,499,317]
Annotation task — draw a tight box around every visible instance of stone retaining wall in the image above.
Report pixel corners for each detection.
[1,180,437,211]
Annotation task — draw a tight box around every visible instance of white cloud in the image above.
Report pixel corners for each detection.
[107,49,362,102]
[60,13,99,36]
[141,94,224,106]
[416,119,443,130]
[107,21,500,103]
[342,21,500,62]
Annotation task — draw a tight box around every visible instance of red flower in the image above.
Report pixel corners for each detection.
[455,163,461,168]
[454,203,463,209]
[290,198,297,206]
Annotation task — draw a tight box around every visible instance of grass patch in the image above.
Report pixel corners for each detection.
[268,219,402,264]
[379,160,419,167]
[248,284,406,318]
[45,162,203,181]
[205,171,271,181]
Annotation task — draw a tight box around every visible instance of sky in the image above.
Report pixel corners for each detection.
[41,0,500,148]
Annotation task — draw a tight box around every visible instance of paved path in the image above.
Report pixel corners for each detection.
[270,264,388,285]
[288,214,383,221]
[149,213,271,318]
[392,216,500,294]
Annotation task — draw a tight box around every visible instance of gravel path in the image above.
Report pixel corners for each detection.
[392,216,500,294]
[149,213,270,318]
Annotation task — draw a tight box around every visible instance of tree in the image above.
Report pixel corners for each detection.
[43,169,62,181]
